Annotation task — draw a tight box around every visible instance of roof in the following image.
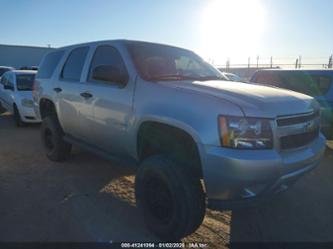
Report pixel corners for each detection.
[58,39,191,51]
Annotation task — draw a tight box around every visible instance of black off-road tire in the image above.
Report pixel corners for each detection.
[13,105,25,127]
[135,155,206,241]
[41,115,72,162]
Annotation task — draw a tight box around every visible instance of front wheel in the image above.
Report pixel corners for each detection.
[41,115,72,162]
[135,155,206,241]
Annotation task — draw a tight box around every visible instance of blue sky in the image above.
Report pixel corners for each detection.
[0,0,332,64]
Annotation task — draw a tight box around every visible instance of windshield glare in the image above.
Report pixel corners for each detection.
[127,43,225,81]
[16,74,35,91]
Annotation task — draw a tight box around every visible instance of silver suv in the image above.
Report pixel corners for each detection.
[33,40,326,240]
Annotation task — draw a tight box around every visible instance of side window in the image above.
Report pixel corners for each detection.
[7,74,14,88]
[88,45,128,84]
[61,47,89,81]
[37,50,65,79]
[3,74,15,90]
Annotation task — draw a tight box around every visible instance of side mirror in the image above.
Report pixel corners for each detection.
[4,85,14,91]
[92,65,128,85]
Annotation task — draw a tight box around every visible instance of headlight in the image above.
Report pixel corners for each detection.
[219,116,273,149]
[21,99,34,107]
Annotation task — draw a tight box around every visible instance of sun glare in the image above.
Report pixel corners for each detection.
[200,0,266,64]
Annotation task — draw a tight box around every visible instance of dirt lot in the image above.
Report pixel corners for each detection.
[0,111,332,248]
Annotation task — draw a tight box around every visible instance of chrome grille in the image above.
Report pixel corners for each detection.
[277,110,319,127]
[276,111,320,150]
[280,129,319,150]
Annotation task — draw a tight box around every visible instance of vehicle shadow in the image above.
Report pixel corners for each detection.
[228,156,333,246]
[58,150,156,242]
[0,114,156,242]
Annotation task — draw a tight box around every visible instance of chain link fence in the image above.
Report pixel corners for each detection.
[218,55,333,70]
[216,55,333,80]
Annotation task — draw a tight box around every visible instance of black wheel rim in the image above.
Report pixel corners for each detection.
[142,175,174,223]
[44,128,55,151]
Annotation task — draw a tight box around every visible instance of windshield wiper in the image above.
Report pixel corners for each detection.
[148,74,196,81]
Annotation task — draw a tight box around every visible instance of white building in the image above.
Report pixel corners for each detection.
[0,44,54,68]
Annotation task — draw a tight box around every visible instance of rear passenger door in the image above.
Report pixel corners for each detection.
[82,45,134,156]
[56,46,93,140]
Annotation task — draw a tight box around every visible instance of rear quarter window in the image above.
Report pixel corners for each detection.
[37,50,65,79]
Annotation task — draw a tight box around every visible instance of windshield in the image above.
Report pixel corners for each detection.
[127,42,226,81]
[225,73,242,82]
[16,74,35,91]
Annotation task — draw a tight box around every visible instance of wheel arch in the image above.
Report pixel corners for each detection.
[39,97,57,119]
[136,118,204,178]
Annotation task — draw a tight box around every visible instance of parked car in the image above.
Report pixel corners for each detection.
[0,66,14,78]
[33,40,326,241]
[251,69,333,139]
[0,70,41,126]
[221,72,243,82]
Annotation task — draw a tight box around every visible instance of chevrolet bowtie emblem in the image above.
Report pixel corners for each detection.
[304,120,317,133]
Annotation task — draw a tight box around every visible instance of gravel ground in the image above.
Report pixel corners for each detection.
[0,111,332,248]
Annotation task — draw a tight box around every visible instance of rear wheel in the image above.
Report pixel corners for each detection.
[41,115,72,161]
[135,155,206,241]
[13,105,25,127]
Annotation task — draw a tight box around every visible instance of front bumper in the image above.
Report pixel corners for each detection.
[201,134,326,209]
[19,105,41,123]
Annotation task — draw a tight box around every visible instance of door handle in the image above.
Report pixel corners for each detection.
[53,87,62,93]
[80,92,93,99]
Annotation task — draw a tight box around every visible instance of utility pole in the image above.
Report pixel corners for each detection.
[248,57,251,68]
[270,56,273,68]
[226,58,230,71]
[327,55,333,68]
[295,58,299,69]
[256,56,259,68]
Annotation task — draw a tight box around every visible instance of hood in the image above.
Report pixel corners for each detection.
[159,80,319,118]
